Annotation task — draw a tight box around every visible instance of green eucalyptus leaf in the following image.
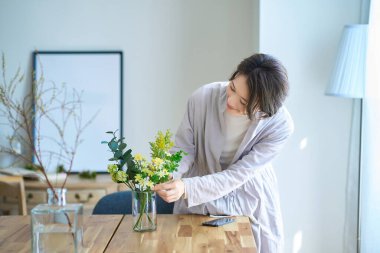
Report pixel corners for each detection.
[120,160,126,168]
[108,141,118,151]
[101,141,108,144]
[114,150,122,159]
[126,163,139,180]
[119,143,127,150]
[122,149,132,159]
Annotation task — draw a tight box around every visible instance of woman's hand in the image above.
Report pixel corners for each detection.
[153,179,185,203]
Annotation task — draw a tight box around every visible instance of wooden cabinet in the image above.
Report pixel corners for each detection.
[22,174,118,215]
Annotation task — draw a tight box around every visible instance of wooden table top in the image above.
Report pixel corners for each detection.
[0,214,257,253]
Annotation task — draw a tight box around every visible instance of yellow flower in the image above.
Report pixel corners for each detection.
[156,131,166,150]
[164,129,174,150]
[134,153,144,161]
[157,169,169,178]
[142,168,154,177]
[115,170,127,182]
[107,164,118,174]
[141,160,149,168]
[146,180,154,190]
[152,157,164,166]
[135,174,143,183]
[136,177,152,191]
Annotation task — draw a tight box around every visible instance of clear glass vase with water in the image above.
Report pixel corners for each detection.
[132,190,157,232]
[31,188,83,253]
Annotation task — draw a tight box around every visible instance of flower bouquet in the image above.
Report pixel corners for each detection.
[103,130,185,232]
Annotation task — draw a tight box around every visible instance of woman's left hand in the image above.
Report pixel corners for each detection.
[153,179,185,203]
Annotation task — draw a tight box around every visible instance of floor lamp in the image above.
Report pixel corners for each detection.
[325,24,368,252]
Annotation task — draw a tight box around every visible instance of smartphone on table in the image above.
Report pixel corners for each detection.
[201,217,235,227]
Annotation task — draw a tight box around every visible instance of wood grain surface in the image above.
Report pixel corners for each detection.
[0,215,30,253]
[105,215,257,253]
[0,214,256,253]
[0,215,123,253]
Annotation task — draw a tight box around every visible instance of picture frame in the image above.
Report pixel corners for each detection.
[32,51,123,173]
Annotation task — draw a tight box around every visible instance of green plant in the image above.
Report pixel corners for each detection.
[24,163,42,171]
[101,130,138,189]
[78,170,97,179]
[56,164,66,174]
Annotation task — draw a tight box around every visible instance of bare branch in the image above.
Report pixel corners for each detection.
[0,54,97,192]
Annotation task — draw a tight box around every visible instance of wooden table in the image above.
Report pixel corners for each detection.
[0,214,257,253]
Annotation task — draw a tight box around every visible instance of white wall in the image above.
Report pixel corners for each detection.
[260,0,361,252]
[0,0,258,160]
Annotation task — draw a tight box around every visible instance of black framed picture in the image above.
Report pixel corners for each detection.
[33,51,123,173]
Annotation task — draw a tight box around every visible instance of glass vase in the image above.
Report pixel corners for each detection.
[132,190,157,232]
[31,188,83,253]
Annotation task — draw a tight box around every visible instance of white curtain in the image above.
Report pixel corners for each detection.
[361,0,380,252]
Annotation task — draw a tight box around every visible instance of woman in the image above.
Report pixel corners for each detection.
[154,53,294,252]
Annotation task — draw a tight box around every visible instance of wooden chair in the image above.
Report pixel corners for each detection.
[0,176,27,215]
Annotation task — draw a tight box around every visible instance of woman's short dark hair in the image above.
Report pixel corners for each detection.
[229,53,289,120]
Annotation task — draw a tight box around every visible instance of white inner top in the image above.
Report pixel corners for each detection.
[220,111,252,170]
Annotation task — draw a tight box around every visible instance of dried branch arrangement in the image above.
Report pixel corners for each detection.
[0,52,96,190]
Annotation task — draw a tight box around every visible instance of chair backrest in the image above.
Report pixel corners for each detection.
[0,176,27,215]
[92,191,174,215]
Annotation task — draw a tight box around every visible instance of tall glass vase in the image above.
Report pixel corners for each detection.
[31,188,83,253]
[132,190,157,232]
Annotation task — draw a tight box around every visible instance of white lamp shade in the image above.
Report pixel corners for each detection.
[326,24,368,98]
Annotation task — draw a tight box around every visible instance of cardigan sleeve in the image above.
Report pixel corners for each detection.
[171,96,196,180]
[182,112,294,207]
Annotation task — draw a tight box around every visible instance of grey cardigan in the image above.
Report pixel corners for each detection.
[172,82,294,252]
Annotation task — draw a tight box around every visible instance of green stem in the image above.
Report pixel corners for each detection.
[133,193,146,230]
[133,191,155,231]
[145,192,154,225]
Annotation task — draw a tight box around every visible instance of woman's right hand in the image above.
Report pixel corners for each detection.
[153,179,185,203]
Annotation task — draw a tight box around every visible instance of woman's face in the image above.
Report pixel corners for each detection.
[226,74,250,116]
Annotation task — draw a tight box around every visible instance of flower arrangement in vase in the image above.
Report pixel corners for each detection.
[103,129,186,232]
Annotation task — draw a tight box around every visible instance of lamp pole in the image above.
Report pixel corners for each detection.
[357,98,363,253]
